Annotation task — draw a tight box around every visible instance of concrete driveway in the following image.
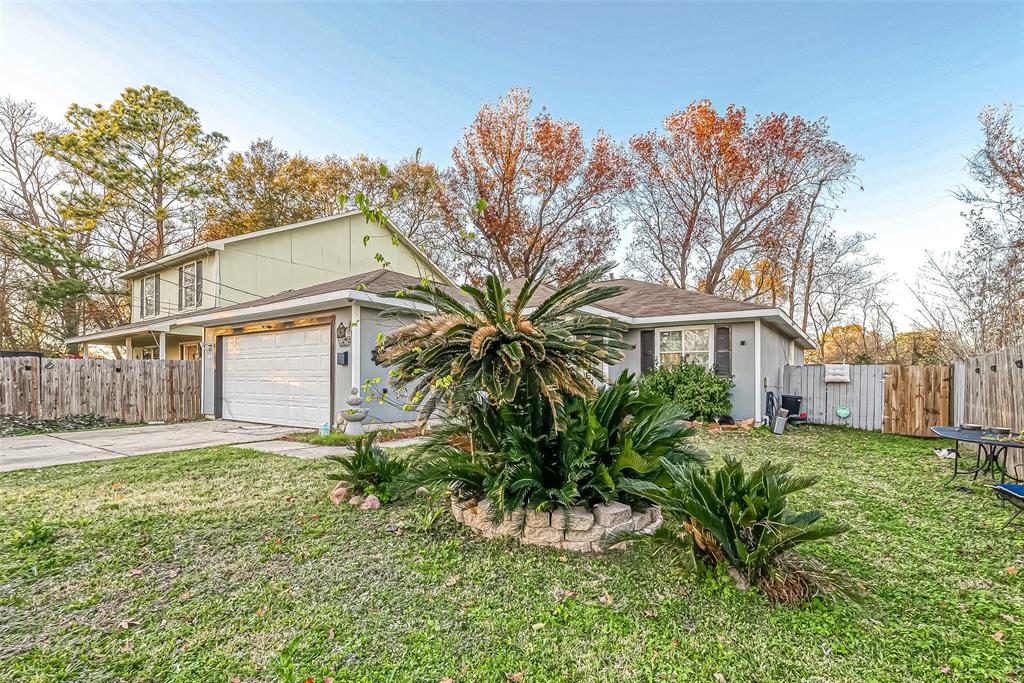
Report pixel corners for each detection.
[0,420,300,472]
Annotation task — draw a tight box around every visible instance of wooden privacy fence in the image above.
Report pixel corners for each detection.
[882,365,951,438]
[0,357,202,423]
[952,343,1024,433]
[783,363,951,437]
[782,364,887,431]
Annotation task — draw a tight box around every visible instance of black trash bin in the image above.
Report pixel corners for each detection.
[780,394,802,416]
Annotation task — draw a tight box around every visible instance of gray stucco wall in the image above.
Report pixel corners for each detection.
[729,322,756,420]
[356,306,420,424]
[607,328,642,382]
[760,323,792,416]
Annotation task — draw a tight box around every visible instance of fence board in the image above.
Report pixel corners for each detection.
[0,359,201,423]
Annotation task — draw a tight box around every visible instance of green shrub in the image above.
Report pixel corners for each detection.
[639,363,734,421]
[621,457,849,604]
[402,372,705,518]
[10,518,58,549]
[326,432,407,503]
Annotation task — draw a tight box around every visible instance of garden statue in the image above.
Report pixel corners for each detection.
[339,387,368,436]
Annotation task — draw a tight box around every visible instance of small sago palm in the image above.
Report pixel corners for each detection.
[376,261,630,423]
[621,457,850,604]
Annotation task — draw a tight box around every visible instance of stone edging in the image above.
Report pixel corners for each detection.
[450,498,662,553]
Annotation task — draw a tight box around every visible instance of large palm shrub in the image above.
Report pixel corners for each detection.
[400,373,705,519]
[621,457,849,604]
[375,262,630,421]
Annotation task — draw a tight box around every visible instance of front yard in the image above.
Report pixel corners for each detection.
[1,427,1021,682]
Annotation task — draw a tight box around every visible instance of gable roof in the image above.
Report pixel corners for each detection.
[504,275,813,348]
[117,210,455,286]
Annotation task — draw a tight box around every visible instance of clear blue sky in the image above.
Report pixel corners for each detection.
[2,1,1022,322]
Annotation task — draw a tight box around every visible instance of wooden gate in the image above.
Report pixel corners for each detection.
[883,364,950,437]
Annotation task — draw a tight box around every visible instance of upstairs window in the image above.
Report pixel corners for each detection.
[142,275,159,318]
[657,327,711,368]
[178,261,203,309]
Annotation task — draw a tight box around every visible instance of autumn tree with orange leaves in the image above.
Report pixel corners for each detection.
[440,88,630,283]
[624,99,870,336]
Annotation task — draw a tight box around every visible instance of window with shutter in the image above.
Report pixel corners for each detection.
[714,326,732,375]
[640,330,655,375]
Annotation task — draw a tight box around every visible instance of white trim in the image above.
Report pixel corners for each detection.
[119,245,222,279]
[652,325,714,370]
[158,331,167,360]
[350,303,361,394]
[178,289,436,327]
[754,319,763,423]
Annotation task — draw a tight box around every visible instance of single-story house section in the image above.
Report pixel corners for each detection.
[174,270,812,428]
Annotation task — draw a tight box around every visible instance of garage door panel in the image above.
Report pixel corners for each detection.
[221,325,330,428]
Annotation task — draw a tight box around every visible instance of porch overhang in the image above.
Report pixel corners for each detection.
[178,289,435,327]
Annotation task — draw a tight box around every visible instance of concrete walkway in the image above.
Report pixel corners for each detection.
[0,420,299,472]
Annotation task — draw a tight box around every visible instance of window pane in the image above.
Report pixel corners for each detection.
[183,264,197,308]
[659,330,682,352]
[143,277,155,316]
[659,352,682,368]
[684,351,710,366]
[684,328,708,351]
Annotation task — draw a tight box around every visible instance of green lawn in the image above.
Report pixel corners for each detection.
[1,427,1021,682]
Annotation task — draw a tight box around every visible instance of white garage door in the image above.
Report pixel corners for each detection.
[221,325,331,428]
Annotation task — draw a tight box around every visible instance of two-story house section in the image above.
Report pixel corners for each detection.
[68,210,451,361]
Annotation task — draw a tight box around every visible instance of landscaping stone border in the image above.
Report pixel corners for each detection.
[449,498,662,553]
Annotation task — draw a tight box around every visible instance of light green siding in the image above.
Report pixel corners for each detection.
[215,214,441,304]
[129,213,445,321]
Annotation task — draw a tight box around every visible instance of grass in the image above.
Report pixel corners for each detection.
[286,427,425,447]
[0,415,143,437]
[1,426,1021,682]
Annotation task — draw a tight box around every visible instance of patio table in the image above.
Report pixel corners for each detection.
[931,425,1024,484]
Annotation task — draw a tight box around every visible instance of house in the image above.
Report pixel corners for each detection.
[69,212,812,428]
[66,210,449,362]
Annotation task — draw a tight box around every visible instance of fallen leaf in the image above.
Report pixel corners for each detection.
[557,556,568,562]
[180,591,193,600]
[506,673,524,682]
[992,630,1004,643]
[670,639,679,646]
[713,674,727,683]
[118,619,139,629]
[121,639,133,652]
[182,615,194,624]
[1002,613,1020,624]
[305,678,314,683]
[1008,566,1020,576]
[445,575,461,587]
[440,678,454,683]
[553,588,577,601]
[255,606,267,618]
[310,514,320,521]
[325,678,335,683]
[939,666,951,674]
[531,622,544,631]
[598,591,614,605]
[231,678,241,683]
[643,609,658,618]
[127,568,142,576]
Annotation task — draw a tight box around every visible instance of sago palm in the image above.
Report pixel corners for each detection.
[376,261,630,422]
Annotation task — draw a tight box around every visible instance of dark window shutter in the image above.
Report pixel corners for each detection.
[178,267,184,310]
[640,330,655,375]
[714,325,731,375]
[196,260,203,306]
